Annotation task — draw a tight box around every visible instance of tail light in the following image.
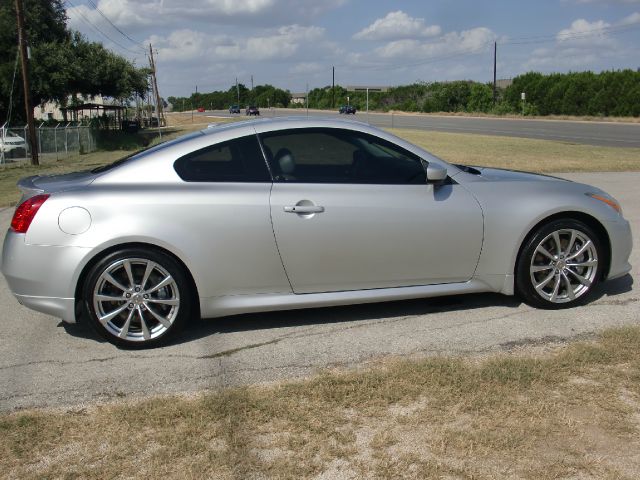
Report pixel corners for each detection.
[11,194,50,233]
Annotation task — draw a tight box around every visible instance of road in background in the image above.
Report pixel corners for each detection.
[203,108,640,148]
[0,173,637,412]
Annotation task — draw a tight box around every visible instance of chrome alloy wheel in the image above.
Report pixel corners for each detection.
[529,228,598,303]
[92,258,180,342]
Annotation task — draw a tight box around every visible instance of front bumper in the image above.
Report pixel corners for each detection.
[605,218,633,280]
[2,230,90,323]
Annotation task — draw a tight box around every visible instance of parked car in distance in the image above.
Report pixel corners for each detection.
[197,107,205,112]
[121,119,141,133]
[143,116,160,128]
[229,105,241,114]
[246,105,260,116]
[0,134,26,153]
[1,117,632,348]
[339,105,356,114]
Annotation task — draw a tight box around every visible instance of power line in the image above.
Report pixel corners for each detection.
[64,0,145,56]
[502,21,640,45]
[84,0,146,49]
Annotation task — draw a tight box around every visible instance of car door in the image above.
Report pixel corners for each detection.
[170,133,291,297]
[261,127,484,294]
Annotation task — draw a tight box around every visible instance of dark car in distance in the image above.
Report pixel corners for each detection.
[229,105,241,114]
[339,105,357,114]
[246,105,260,116]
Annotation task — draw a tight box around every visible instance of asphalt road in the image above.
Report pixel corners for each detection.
[204,108,640,148]
[0,172,638,412]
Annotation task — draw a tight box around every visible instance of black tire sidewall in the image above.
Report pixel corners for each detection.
[82,248,191,349]
[516,219,603,309]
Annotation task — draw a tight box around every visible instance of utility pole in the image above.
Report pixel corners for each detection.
[251,75,254,91]
[332,66,335,109]
[15,0,38,165]
[493,41,497,104]
[236,77,240,105]
[148,44,165,127]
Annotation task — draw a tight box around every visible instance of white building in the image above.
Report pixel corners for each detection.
[34,95,105,122]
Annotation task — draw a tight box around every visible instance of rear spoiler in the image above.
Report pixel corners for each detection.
[16,176,45,203]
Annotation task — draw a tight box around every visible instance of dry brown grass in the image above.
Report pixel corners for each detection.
[2,327,640,479]
[165,111,236,130]
[388,128,640,173]
[386,110,640,124]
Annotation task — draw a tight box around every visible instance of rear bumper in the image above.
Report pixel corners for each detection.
[2,230,90,323]
[13,294,77,323]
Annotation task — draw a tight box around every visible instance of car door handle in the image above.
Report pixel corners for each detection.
[283,205,325,214]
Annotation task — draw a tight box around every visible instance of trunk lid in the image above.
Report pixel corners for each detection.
[16,171,97,202]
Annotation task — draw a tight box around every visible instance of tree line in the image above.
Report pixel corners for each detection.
[301,70,640,117]
[167,84,292,112]
[0,0,148,124]
[504,70,640,117]
[176,70,639,118]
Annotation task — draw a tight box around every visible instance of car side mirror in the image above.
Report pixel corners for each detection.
[426,163,448,186]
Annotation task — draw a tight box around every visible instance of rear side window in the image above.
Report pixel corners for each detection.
[174,134,271,182]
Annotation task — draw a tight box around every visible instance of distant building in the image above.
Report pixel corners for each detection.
[496,78,513,89]
[346,85,390,92]
[34,95,105,122]
[290,93,307,105]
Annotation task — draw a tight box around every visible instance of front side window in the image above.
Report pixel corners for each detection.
[259,128,425,184]
[174,134,270,182]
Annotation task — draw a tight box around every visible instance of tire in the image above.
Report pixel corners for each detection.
[83,248,192,348]
[515,219,603,309]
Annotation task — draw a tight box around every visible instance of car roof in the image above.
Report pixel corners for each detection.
[202,116,370,136]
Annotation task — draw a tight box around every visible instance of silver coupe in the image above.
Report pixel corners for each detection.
[1,118,632,348]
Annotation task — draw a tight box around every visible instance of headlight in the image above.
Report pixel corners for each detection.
[587,192,622,215]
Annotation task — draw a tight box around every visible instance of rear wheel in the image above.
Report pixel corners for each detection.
[83,248,191,348]
[516,219,603,309]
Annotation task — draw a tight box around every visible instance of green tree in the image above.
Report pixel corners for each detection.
[467,83,494,112]
[1,0,149,123]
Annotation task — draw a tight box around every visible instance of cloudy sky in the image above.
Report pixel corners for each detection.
[66,0,640,97]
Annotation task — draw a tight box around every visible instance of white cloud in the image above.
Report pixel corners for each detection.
[353,11,441,41]
[620,11,640,24]
[374,27,496,60]
[150,24,326,63]
[522,16,634,71]
[556,18,615,47]
[290,62,325,74]
[69,0,347,31]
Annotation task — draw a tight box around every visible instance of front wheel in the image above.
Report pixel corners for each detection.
[516,219,603,309]
[83,248,192,348]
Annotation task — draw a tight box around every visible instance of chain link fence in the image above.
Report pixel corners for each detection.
[1,123,97,164]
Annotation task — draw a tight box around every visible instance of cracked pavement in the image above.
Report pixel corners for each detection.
[0,172,638,411]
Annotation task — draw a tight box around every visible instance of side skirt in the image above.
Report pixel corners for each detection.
[200,278,506,319]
